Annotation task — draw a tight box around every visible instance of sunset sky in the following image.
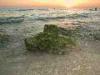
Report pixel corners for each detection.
[0,0,100,8]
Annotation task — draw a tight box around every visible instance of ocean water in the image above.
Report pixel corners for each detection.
[0,8,100,58]
[0,8,99,32]
[0,8,100,75]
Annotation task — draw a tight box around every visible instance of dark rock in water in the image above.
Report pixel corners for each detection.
[95,8,97,11]
[24,24,76,54]
[93,31,100,40]
[89,8,98,11]
[0,32,9,48]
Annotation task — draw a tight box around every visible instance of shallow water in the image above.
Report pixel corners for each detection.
[0,8,100,75]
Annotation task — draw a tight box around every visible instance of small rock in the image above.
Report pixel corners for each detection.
[72,65,81,71]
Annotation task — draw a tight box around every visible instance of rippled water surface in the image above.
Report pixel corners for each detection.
[0,8,100,75]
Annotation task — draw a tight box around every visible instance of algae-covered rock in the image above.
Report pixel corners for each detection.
[0,32,9,42]
[93,31,100,40]
[44,24,59,35]
[25,24,76,54]
[0,32,9,48]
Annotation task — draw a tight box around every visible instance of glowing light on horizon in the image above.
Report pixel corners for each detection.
[0,0,100,8]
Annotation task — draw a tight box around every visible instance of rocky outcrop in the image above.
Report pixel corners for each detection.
[24,24,76,54]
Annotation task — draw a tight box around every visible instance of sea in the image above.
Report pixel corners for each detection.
[0,8,100,75]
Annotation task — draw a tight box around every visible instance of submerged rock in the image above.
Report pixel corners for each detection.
[0,32,9,48]
[93,30,100,40]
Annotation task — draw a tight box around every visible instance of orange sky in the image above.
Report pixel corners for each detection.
[0,0,100,8]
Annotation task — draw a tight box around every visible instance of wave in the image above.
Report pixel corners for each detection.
[0,15,24,24]
[35,16,66,21]
[31,13,89,21]
[66,13,89,19]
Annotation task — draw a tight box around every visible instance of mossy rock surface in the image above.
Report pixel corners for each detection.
[93,31,100,40]
[0,32,9,48]
[44,24,59,35]
[0,32,9,42]
[25,24,76,54]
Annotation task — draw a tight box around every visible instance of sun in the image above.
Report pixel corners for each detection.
[65,0,88,8]
[65,0,76,8]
